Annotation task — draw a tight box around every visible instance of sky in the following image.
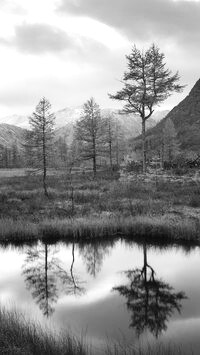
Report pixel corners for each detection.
[0,0,200,118]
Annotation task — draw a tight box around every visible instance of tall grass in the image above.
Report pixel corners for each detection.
[0,307,87,355]
[0,214,199,243]
[105,342,186,355]
[0,306,189,355]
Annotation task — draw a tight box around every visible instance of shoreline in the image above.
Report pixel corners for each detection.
[0,212,199,245]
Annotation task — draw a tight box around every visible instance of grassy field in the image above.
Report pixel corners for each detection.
[0,168,200,243]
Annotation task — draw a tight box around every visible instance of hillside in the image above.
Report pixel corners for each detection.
[0,124,26,149]
[133,79,200,153]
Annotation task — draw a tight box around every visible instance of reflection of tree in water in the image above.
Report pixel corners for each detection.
[79,241,111,278]
[22,242,85,317]
[113,243,187,338]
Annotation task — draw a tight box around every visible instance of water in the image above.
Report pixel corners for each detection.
[0,238,200,353]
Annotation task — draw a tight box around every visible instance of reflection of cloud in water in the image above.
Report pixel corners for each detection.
[158,318,200,355]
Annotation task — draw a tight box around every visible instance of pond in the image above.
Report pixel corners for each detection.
[0,238,200,354]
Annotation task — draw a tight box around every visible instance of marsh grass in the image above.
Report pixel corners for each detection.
[105,342,185,355]
[0,306,188,355]
[0,213,198,244]
[0,307,87,355]
[0,171,200,243]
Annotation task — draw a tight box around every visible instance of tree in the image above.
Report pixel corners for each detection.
[28,97,55,196]
[109,44,184,172]
[74,97,104,178]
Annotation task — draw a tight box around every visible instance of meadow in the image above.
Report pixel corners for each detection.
[0,168,200,244]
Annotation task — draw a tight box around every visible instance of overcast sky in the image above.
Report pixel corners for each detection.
[0,0,199,117]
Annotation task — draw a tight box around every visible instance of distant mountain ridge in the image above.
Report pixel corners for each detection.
[0,107,168,150]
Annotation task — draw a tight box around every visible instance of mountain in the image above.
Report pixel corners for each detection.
[0,115,29,129]
[0,124,26,149]
[133,79,200,152]
[0,107,83,129]
[0,107,167,152]
[0,106,166,130]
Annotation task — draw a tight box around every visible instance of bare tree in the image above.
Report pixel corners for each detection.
[109,44,184,172]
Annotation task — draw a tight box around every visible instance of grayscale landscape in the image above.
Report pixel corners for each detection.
[0,0,200,354]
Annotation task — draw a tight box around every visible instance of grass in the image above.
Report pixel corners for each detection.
[0,306,87,355]
[105,342,187,355]
[0,169,200,243]
[0,214,199,244]
[0,306,191,355]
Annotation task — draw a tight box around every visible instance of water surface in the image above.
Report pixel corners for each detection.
[0,239,200,353]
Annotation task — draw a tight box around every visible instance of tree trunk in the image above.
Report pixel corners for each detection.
[92,131,97,179]
[109,140,113,171]
[42,104,48,197]
[142,118,146,173]
[93,155,96,179]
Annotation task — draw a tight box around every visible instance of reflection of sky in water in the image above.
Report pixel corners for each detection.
[0,241,200,353]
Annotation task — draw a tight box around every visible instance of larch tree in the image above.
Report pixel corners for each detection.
[109,44,184,172]
[28,97,55,196]
[74,97,104,178]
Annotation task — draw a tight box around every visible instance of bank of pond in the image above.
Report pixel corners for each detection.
[0,237,199,354]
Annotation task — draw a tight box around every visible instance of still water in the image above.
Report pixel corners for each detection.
[0,239,200,353]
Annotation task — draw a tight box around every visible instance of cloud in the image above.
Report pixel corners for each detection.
[13,23,75,53]
[58,0,200,46]
[0,21,109,57]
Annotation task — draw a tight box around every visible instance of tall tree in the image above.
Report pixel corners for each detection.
[109,44,184,172]
[28,97,55,196]
[74,98,104,178]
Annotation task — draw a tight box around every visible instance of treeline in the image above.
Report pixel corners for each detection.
[24,98,127,173]
[21,97,129,195]
[0,144,24,168]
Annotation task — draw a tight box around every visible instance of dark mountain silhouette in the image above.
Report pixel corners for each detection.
[133,79,200,152]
